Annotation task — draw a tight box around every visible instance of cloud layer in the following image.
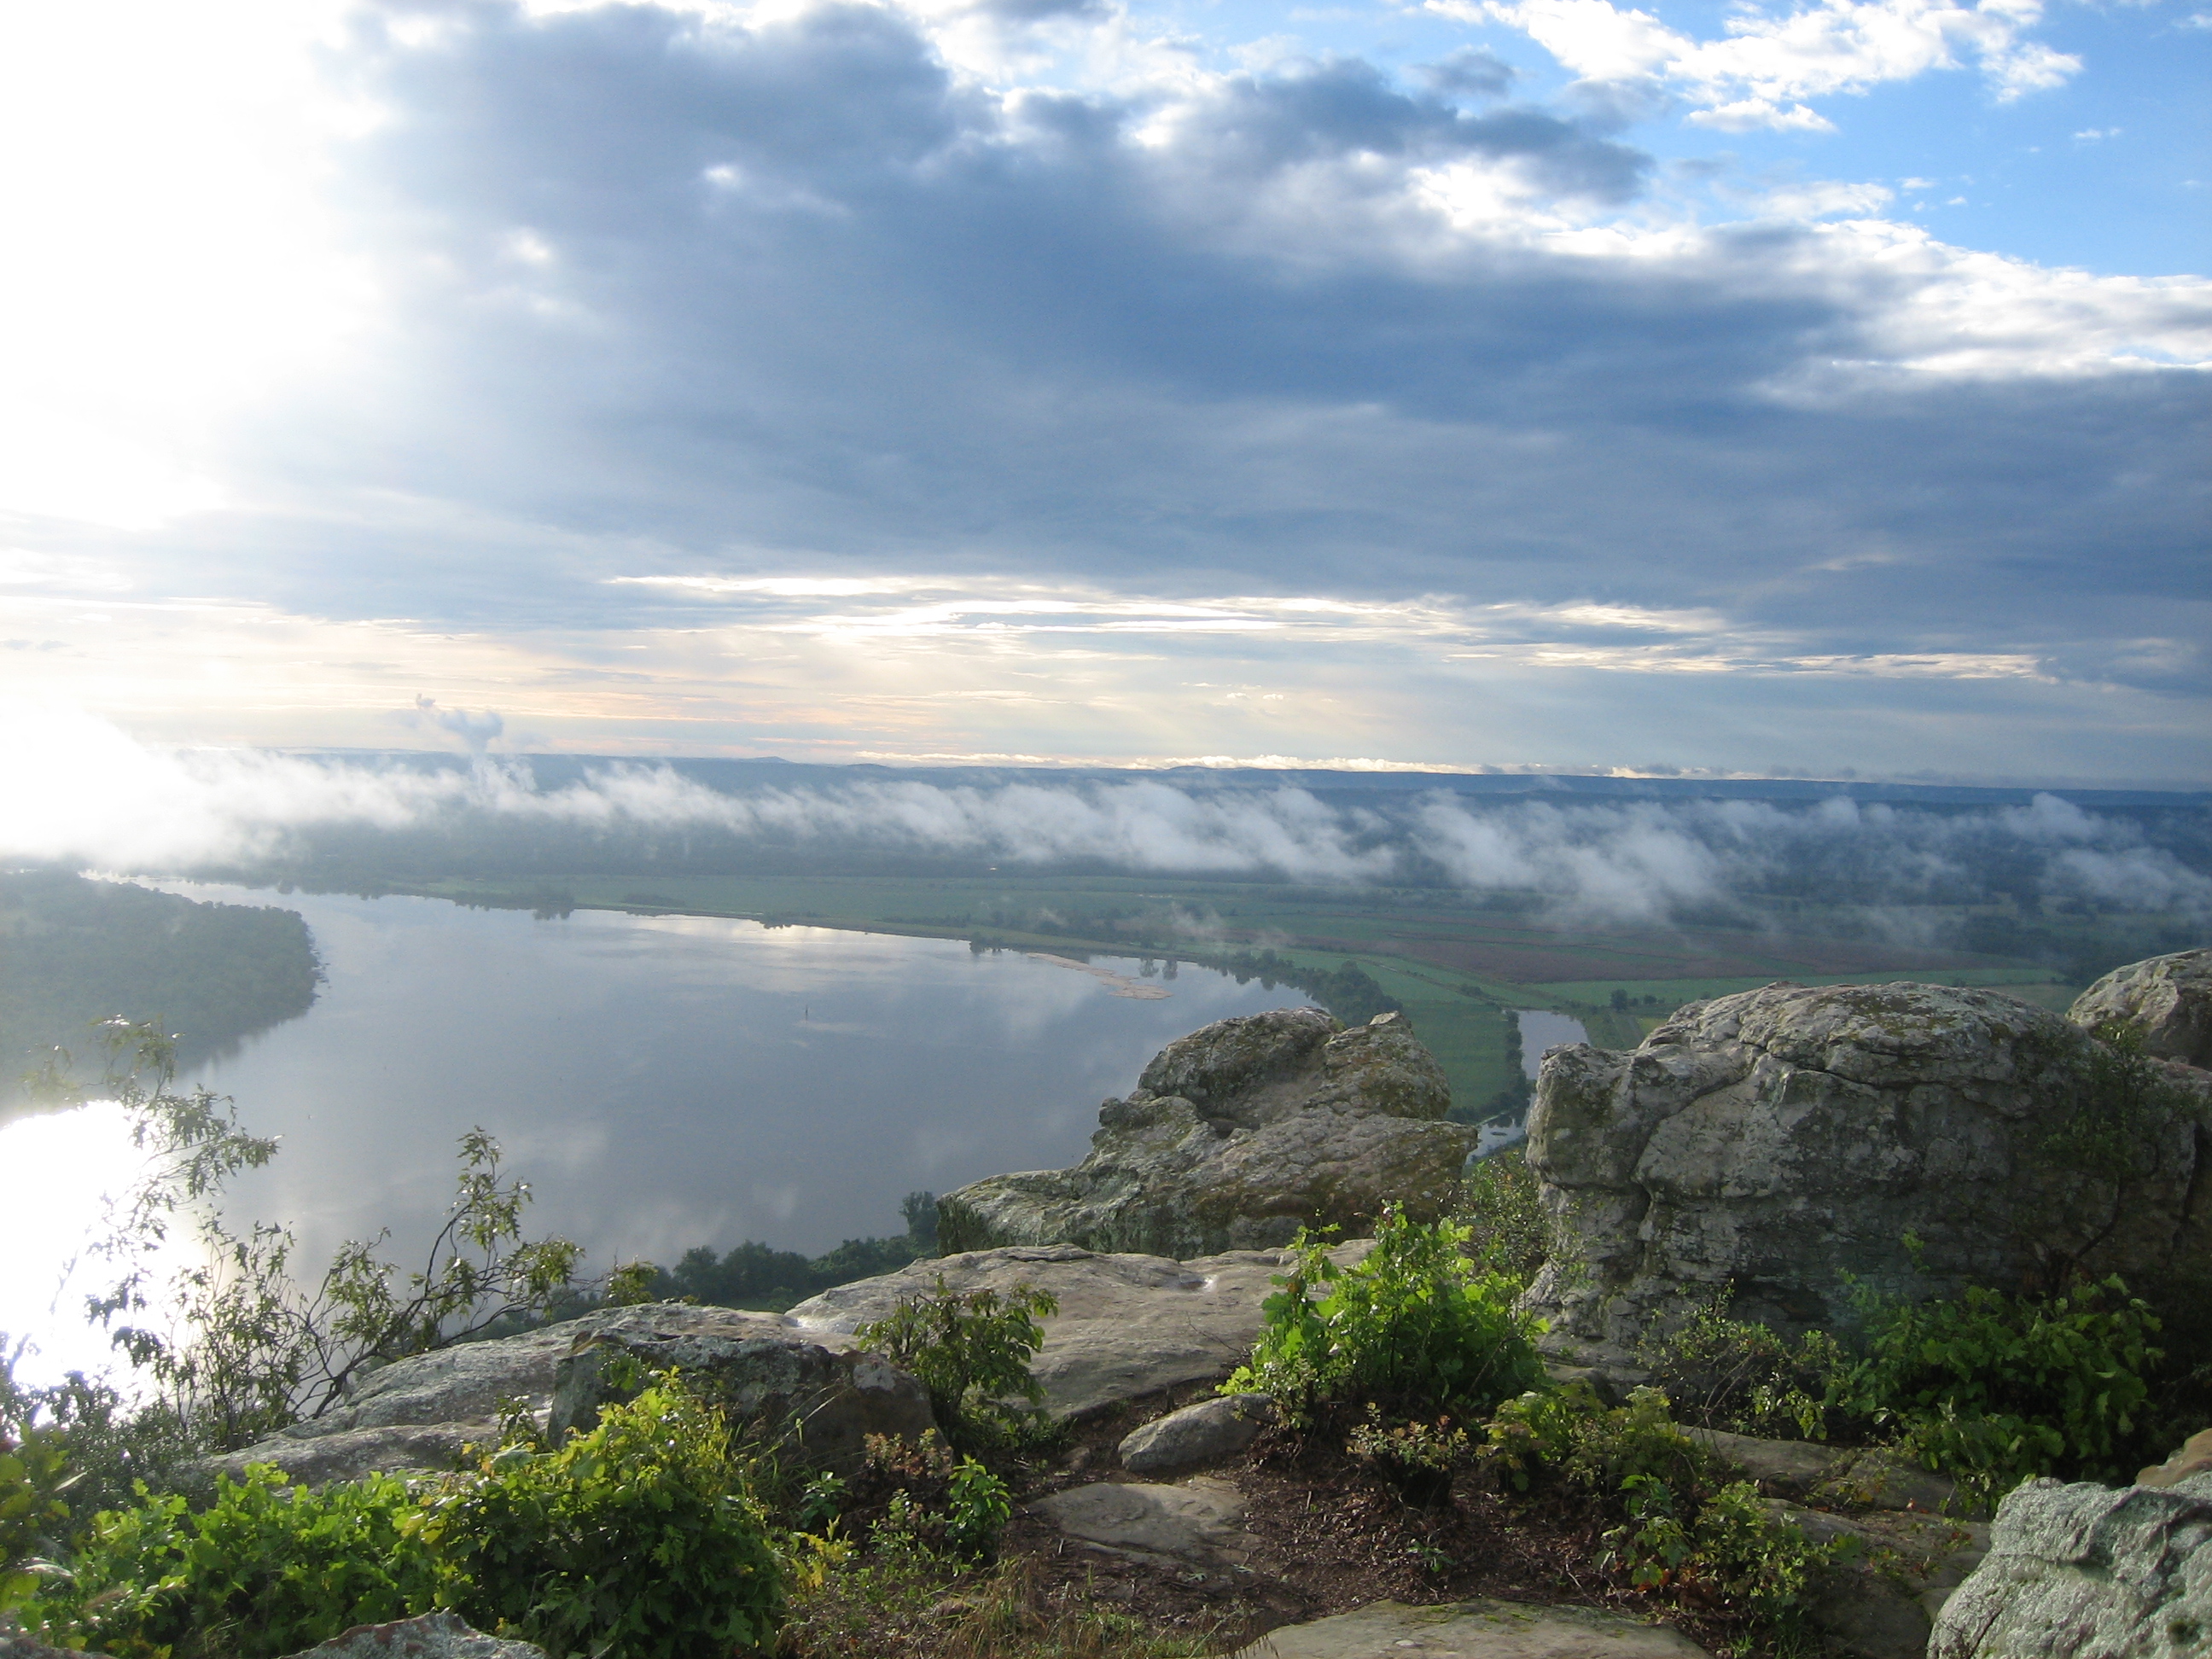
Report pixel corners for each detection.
[0,0,2205,780]
[8,712,2203,925]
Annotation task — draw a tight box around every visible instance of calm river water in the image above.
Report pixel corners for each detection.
[0,888,1303,1382]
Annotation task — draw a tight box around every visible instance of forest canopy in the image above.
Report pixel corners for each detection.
[0,871,322,1097]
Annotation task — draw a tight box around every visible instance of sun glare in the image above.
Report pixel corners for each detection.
[0,0,363,527]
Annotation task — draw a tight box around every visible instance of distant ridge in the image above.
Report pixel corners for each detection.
[282,751,2212,811]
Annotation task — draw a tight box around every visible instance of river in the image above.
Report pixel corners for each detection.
[0,887,1304,1382]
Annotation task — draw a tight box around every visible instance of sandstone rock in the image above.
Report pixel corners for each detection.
[294,1324,580,1439]
[189,1423,480,1492]
[1029,1476,1255,1572]
[788,1240,1371,1420]
[196,1302,928,1486]
[1230,1598,1707,1658]
[279,1612,547,1659]
[2070,949,2212,1068]
[1769,1503,1990,1659]
[2139,1427,2212,1489]
[546,1301,931,1475]
[939,1010,1470,1260]
[1120,1394,1273,1476]
[1686,1428,1837,1496]
[1520,979,2212,1377]
[1927,1473,2212,1659]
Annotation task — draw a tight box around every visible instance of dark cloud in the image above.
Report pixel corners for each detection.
[141,0,2197,718]
[1415,48,1516,101]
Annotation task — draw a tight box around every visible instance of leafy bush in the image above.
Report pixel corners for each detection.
[1640,1271,2166,1510]
[1639,1289,1851,1442]
[1481,1384,1852,1644]
[1601,1473,1851,1642]
[1346,1406,1470,1507]
[1479,1382,1713,1499]
[853,1278,1058,1455]
[22,1375,784,1659]
[1455,1147,1546,1284]
[1836,1274,2163,1506]
[1225,1210,1547,1422]
[19,1467,438,1659]
[0,1422,72,1617]
[423,1376,783,1658]
[827,1433,1012,1563]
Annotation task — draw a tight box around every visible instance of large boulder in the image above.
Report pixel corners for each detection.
[1926,1473,2212,1658]
[2071,948,2212,1068]
[937,1009,1471,1259]
[1520,979,2212,1376]
[787,1239,1372,1419]
[192,1302,929,1486]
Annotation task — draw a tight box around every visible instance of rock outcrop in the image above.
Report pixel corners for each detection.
[936,1009,1471,1259]
[2071,948,2212,1068]
[787,1239,1371,1419]
[1926,1472,2212,1659]
[1231,1598,1708,1658]
[1520,979,2212,1377]
[193,1302,929,1487]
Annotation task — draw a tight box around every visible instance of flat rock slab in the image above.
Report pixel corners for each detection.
[1232,1599,1707,1658]
[789,1241,1369,1419]
[1029,1476,1255,1571]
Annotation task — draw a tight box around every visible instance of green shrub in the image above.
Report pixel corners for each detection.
[1601,1473,1852,1643]
[20,1467,438,1659]
[1836,1274,2162,1506]
[1225,1209,1547,1422]
[1456,1147,1546,1285]
[853,1278,1058,1455]
[1346,1405,1470,1507]
[1479,1382,1712,1499]
[824,1432,1013,1563]
[422,1376,783,1658]
[1639,1289,1851,1442]
[1481,1384,1852,1644]
[0,1424,73,1617]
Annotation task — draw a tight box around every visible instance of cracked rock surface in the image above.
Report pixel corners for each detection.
[1927,1473,2212,1659]
[1520,978,2212,1377]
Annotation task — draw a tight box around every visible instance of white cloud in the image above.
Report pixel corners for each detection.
[7,711,2203,924]
[1441,0,2081,131]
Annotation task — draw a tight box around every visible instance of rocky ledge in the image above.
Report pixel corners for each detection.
[936,1007,1473,1260]
[1520,978,2212,1377]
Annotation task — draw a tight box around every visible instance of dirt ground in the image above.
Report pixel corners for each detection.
[988,1386,1745,1657]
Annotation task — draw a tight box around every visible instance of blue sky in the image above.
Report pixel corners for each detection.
[0,0,2205,785]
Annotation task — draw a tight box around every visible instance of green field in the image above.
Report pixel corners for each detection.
[359,868,2157,1121]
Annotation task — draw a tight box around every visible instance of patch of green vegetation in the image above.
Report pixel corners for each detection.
[854,1280,1059,1458]
[20,1377,785,1659]
[1225,1211,1547,1425]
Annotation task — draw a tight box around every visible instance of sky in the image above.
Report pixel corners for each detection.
[0,0,2206,785]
